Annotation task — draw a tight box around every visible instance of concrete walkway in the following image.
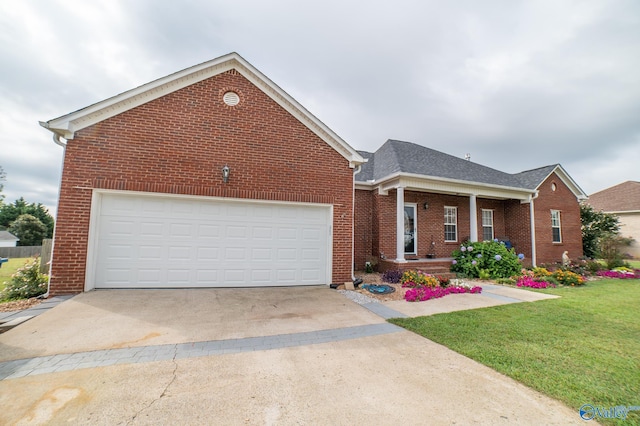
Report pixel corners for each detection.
[0,296,73,333]
[0,286,581,425]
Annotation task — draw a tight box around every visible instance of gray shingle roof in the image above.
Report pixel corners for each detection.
[356,139,557,190]
[513,165,559,190]
[0,231,19,242]
[587,181,640,212]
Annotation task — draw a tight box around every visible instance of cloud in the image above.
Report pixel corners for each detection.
[0,0,639,217]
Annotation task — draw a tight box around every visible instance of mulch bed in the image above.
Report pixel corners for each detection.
[0,298,42,313]
[343,272,408,302]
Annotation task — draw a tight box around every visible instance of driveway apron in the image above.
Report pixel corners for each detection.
[0,286,582,425]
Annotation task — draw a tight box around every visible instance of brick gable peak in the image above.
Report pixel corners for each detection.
[40,52,365,168]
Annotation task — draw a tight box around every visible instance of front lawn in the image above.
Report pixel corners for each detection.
[390,279,640,424]
[627,259,640,269]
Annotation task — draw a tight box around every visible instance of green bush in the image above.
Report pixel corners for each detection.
[451,240,522,279]
[1,256,48,300]
[585,260,604,274]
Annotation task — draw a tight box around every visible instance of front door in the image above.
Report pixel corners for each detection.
[404,204,417,255]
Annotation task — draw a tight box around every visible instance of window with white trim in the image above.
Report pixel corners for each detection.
[551,210,562,243]
[482,209,494,241]
[444,206,457,242]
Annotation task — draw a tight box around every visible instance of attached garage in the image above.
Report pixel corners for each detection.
[87,192,332,289]
[41,52,363,295]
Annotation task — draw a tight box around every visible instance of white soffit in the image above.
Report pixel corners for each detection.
[40,52,364,168]
[367,173,535,200]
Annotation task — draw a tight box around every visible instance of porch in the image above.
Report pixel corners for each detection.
[378,257,456,277]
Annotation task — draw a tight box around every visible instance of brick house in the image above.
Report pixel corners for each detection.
[354,140,586,273]
[41,53,586,295]
[586,181,640,258]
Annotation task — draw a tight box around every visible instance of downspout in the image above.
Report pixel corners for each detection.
[41,131,67,298]
[52,133,67,148]
[351,164,362,281]
[529,191,539,267]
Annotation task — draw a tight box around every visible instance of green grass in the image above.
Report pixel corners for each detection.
[627,259,640,269]
[390,279,640,424]
[0,257,29,292]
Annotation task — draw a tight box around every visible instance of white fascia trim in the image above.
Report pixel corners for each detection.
[40,52,364,168]
[604,210,640,215]
[41,56,239,139]
[364,172,535,200]
[355,182,372,191]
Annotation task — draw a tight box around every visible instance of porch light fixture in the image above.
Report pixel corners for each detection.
[423,201,429,210]
[222,165,230,183]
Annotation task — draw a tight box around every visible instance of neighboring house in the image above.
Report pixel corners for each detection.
[40,52,586,295]
[354,140,586,273]
[0,231,19,247]
[586,181,640,259]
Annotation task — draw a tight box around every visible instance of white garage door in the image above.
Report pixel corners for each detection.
[90,193,331,288]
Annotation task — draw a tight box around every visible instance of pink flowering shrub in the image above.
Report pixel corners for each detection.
[405,285,482,302]
[597,269,640,279]
[516,276,556,289]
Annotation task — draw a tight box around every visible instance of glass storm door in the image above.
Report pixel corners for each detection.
[404,205,416,254]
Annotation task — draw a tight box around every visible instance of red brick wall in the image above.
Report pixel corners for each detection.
[355,189,542,269]
[533,173,583,265]
[354,189,373,270]
[353,174,583,270]
[476,199,507,241]
[50,70,354,295]
[360,191,513,262]
[403,192,473,258]
[372,190,396,262]
[504,200,533,266]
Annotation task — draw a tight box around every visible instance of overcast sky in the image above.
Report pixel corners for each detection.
[1,0,639,216]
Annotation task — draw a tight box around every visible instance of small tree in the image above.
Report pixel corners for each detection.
[8,214,47,246]
[0,197,54,238]
[580,204,620,258]
[599,233,633,269]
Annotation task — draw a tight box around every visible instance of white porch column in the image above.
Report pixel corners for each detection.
[530,196,537,267]
[396,187,407,262]
[469,194,478,242]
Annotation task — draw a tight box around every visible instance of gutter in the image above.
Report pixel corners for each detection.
[39,125,68,298]
[351,164,362,282]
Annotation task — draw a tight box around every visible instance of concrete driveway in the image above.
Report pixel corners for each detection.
[0,287,582,425]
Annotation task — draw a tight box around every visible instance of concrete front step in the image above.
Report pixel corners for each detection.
[378,258,456,277]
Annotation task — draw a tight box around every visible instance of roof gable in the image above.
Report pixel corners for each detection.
[588,181,640,212]
[516,164,587,199]
[40,52,364,167]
